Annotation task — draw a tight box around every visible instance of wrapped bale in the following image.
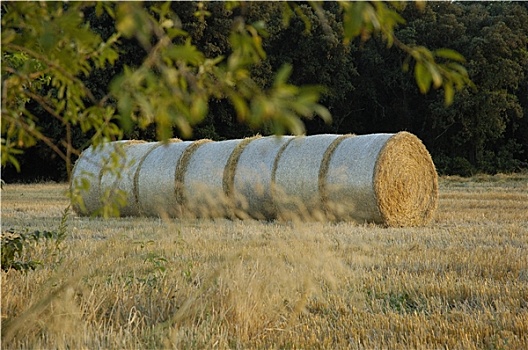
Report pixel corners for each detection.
[233,136,294,219]
[136,139,189,217]
[181,139,241,218]
[71,140,134,215]
[99,141,160,216]
[323,132,438,226]
[272,134,341,219]
[71,132,438,226]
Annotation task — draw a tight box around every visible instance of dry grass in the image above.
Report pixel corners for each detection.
[1,174,528,349]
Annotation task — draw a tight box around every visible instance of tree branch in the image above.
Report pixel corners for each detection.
[1,112,68,163]
[5,43,98,104]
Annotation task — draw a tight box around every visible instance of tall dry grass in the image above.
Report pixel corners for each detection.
[1,175,527,349]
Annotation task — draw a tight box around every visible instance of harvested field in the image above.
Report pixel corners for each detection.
[1,174,527,349]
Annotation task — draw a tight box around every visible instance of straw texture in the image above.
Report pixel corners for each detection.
[374,132,438,227]
[71,132,438,226]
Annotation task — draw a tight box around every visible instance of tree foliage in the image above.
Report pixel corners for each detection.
[4,1,524,183]
[400,2,528,173]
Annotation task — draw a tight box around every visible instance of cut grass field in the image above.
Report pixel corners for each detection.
[1,174,527,349]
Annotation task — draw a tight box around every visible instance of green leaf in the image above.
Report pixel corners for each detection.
[173,117,192,139]
[447,62,470,76]
[284,115,305,136]
[444,82,455,106]
[194,10,212,19]
[281,2,294,27]
[434,48,466,62]
[116,4,138,38]
[414,62,431,94]
[190,97,208,123]
[426,62,442,88]
[343,2,366,42]
[1,29,17,45]
[274,64,293,87]
[252,20,267,33]
[293,4,312,34]
[95,2,104,17]
[230,94,249,121]
[166,28,188,39]
[39,29,58,53]
[313,105,332,124]
[8,154,21,172]
[165,42,205,66]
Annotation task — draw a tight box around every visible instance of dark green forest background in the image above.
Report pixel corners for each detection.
[3,1,528,182]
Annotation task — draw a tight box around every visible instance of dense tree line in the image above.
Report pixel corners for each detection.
[2,1,527,181]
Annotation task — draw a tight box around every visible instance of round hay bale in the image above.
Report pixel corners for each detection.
[223,136,262,199]
[182,139,241,218]
[70,132,437,226]
[174,139,212,217]
[318,134,354,218]
[374,132,438,226]
[233,136,294,219]
[324,132,438,226]
[99,141,159,216]
[136,139,188,217]
[70,140,131,215]
[273,134,340,219]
